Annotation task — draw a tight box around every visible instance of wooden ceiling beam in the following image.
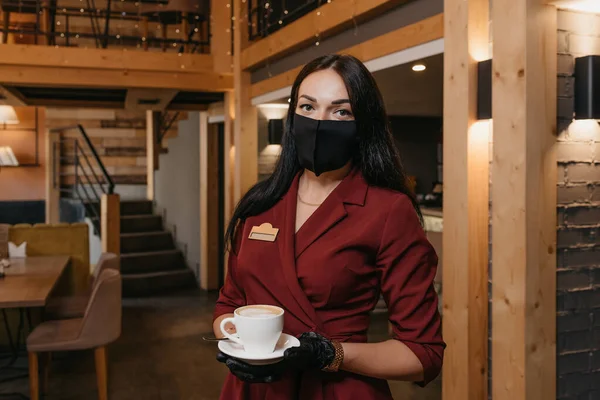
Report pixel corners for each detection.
[0,85,28,106]
[25,98,124,108]
[0,44,215,74]
[0,64,233,92]
[250,13,443,99]
[240,0,410,71]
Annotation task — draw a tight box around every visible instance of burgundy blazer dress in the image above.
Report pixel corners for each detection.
[213,167,444,400]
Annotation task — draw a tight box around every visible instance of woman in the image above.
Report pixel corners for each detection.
[213,54,444,400]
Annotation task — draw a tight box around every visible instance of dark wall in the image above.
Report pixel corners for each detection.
[0,201,45,225]
[555,10,600,400]
[389,116,441,195]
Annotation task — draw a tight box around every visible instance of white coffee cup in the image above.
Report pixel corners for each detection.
[219,305,284,356]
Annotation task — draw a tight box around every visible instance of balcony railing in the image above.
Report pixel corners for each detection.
[0,0,210,53]
[247,0,328,41]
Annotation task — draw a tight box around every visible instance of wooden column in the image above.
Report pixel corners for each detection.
[233,0,258,205]
[200,111,208,289]
[45,128,60,224]
[199,112,220,290]
[101,194,120,255]
[41,0,51,45]
[2,11,9,44]
[223,92,234,277]
[442,1,489,399]
[146,110,155,201]
[491,2,557,400]
[223,91,234,230]
[211,0,233,73]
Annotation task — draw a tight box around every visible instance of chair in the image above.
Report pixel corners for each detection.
[44,253,120,320]
[9,223,91,296]
[27,269,122,400]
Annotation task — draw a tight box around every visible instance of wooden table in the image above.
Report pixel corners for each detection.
[0,256,70,309]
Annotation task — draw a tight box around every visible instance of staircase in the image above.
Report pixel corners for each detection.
[118,200,196,297]
[51,110,197,297]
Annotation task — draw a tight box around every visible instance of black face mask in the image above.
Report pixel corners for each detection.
[292,114,358,176]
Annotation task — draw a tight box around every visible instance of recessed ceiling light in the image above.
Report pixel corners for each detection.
[412,64,426,72]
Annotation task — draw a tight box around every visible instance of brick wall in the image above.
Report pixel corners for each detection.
[556,10,600,400]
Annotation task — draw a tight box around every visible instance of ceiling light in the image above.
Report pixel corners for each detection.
[412,64,426,72]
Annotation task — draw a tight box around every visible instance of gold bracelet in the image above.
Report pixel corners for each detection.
[322,341,344,372]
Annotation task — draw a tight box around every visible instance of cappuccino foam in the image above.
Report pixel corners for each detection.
[238,306,281,318]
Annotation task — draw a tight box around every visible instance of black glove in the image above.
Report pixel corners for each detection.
[216,351,286,383]
[283,332,335,371]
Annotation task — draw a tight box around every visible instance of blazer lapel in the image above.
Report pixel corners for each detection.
[276,173,323,331]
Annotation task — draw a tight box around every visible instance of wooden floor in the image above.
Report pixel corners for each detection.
[0,290,441,400]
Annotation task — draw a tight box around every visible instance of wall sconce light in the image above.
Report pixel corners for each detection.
[0,146,19,167]
[477,59,492,120]
[551,0,600,14]
[574,55,600,120]
[268,119,284,145]
[0,105,20,128]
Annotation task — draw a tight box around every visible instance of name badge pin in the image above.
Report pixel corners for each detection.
[248,223,279,242]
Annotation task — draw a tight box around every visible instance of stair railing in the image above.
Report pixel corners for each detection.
[51,124,114,234]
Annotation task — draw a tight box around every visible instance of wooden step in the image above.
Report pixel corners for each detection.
[120,249,186,274]
[120,215,163,233]
[81,199,153,217]
[120,200,153,216]
[120,231,174,253]
[121,269,197,297]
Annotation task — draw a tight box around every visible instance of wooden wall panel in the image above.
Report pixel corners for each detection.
[233,0,257,204]
[211,0,233,73]
[491,1,557,399]
[442,1,489,400]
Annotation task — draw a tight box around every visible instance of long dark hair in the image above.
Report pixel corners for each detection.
[225,54,421,249]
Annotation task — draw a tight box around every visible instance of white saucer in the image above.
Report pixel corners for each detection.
[218,333,300,365]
